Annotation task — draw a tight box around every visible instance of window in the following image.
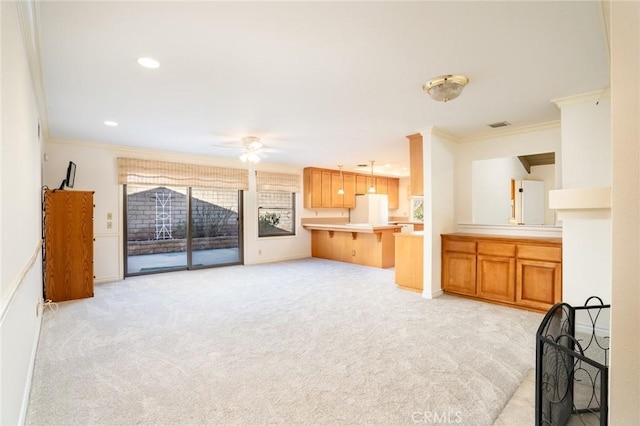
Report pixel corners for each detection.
[411,197,424,221]
[258,192,295,237]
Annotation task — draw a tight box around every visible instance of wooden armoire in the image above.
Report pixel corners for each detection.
[44,189,94,302]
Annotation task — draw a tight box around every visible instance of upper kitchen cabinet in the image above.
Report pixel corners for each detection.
[304,168,332,208]
[330,171,357,208]
[304,167,399,209]
[387,179,399,209]
[408,133,423,196]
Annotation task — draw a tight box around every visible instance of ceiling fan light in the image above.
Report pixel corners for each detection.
[423,74,469,102]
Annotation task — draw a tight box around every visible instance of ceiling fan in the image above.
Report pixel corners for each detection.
[210,135,271,163]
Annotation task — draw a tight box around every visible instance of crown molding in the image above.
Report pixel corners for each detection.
[411,126,461,143]
[16,0,50,140]
[458,120,561,143]
[45,137,302,173]
[551,88,610,108]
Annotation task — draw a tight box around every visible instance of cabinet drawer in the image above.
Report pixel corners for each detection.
[443,240,476,254]
[478,242,516,257]
[517,245,561,262]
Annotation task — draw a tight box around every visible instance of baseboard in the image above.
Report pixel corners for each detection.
[18,311,43,426]
[94,275,121,284]
[244,254,310,265]
[422,289,444,299]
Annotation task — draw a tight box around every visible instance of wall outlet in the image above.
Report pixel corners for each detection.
[107,221,113,229]
[107,212,113,220]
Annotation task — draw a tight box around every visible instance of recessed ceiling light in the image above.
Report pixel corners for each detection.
[104,120,119,127]
[137,57,160,69]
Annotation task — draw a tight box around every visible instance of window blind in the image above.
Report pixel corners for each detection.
[255,171,301,193]
[117,158,248,190]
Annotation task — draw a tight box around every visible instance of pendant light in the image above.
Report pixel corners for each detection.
[368,160,376,193]
[337,165,345,195]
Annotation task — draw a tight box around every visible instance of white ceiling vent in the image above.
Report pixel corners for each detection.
[488,121,511,128]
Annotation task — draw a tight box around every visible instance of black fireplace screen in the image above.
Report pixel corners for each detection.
[535,296,610,426]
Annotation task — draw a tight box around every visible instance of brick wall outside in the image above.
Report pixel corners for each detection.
[126,186,239,254]
[257,191,294,232]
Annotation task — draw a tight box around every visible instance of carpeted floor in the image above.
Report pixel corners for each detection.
[26,258,542,425]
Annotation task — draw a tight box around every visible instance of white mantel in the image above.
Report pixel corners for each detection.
[549,186,611,220]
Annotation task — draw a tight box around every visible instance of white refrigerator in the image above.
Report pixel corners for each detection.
[514,180,545,225]
[350,194,389,225]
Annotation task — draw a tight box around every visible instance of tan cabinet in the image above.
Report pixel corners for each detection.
[442,239,477,296]
[476,242,516,303]
[304,167,399,209]
[441,234,562,312]
[516,244,562,311]
[342,173,356,208]
[44,189,94,302]
[394,232,423,292]
[407,133,423,196]
[387,178,399,209]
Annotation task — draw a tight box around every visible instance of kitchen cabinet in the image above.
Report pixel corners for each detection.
[44,189,94,302]
[375,177,388,195]
[442,239,477,296]
[407,133,423,196]
[476,242,516,303]
[387,178,399,209]
[441,234,562,312]
[394,231,423,292]
[304,167,399,209]
[516,245,562,311]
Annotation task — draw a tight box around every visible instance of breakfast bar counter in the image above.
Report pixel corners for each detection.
[303,223,401,268]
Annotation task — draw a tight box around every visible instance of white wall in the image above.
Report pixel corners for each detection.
[455,124,561,225]
[422,129,456,298]
[610,1,640,422]
[528,164,556,225]
[0,2,45,424]
[472,156,526,224]
[553,93,612,309]
[43,139,313,280]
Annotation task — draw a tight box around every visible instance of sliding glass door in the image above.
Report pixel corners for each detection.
[124,185,242,276]
[189,188,242,268]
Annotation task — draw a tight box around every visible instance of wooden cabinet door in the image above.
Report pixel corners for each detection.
[516,259,562,311]
[442,251,477,295]
[355,175,367,195]
[477,255,515,302]
[387,178,399,209]
[320,170,332,207]
[45,190,94,302]
[307,168,323,208]
[331,172,344,208]
[375,177,388,194]
[343,173,356,208]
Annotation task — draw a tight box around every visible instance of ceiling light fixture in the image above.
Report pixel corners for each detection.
[423,74,469,102]
[239,136,263,163]
[104,120,119,127]
[137,57,161,69]
[368,160,376,193]
[337,165,345,195]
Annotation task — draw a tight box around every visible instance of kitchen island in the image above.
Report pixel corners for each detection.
[303,223,401,268]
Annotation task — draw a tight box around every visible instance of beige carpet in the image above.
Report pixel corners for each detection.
[26,258,542,425]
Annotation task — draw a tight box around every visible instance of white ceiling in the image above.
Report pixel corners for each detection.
[37,1,609,176]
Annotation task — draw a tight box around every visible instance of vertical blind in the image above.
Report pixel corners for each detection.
[117,158,249,190]
[255,171,301,193]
